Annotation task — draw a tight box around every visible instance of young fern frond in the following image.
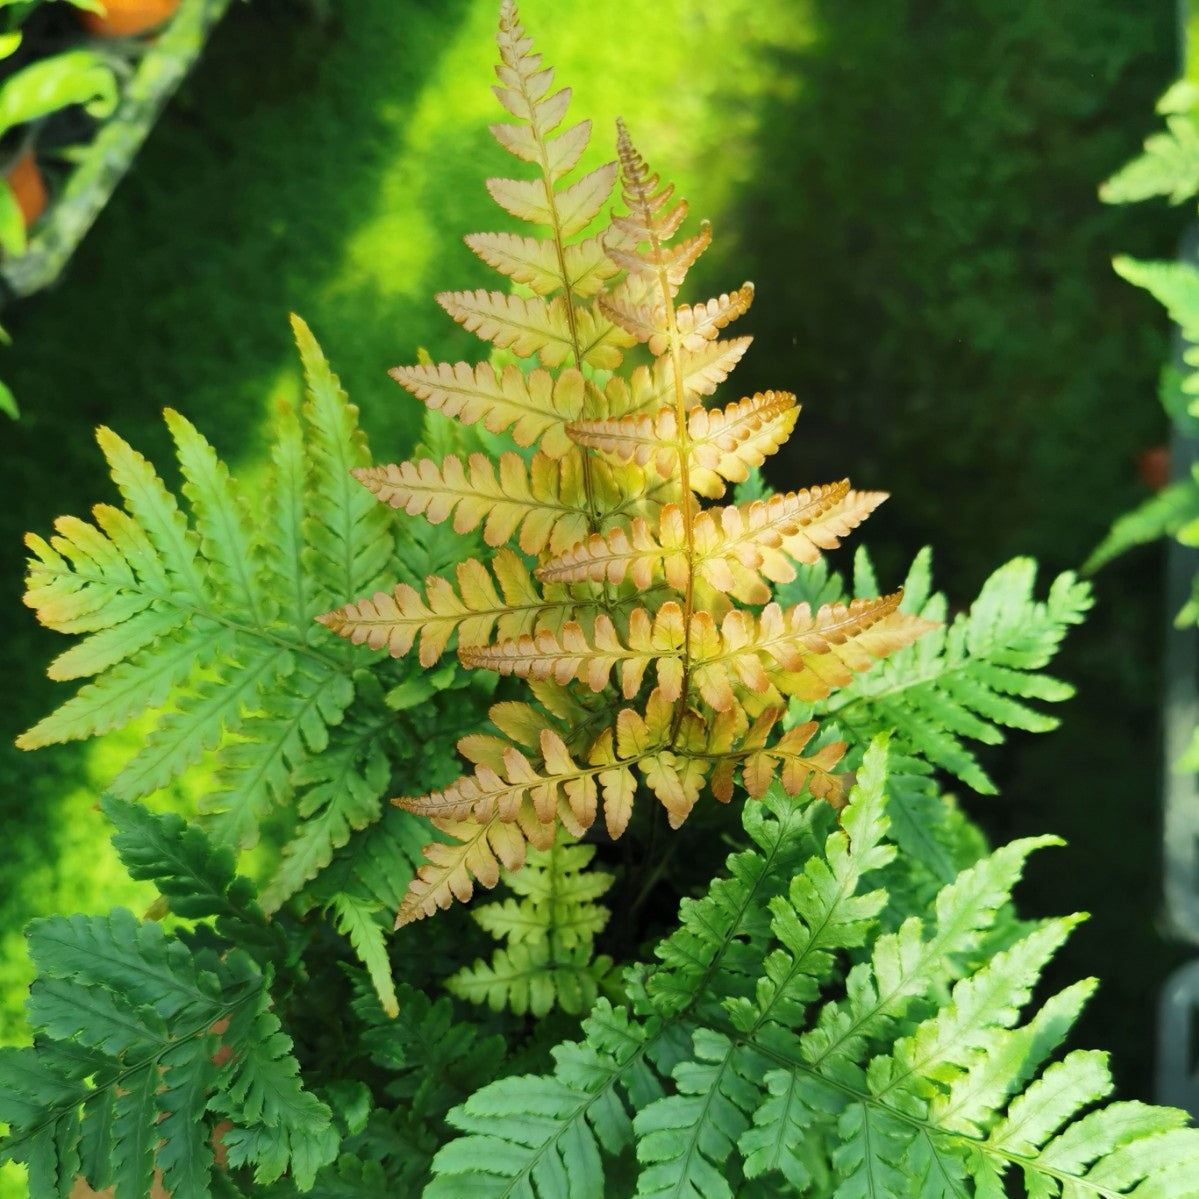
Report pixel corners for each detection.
[318,2,931,924]
[447,835,616,1017]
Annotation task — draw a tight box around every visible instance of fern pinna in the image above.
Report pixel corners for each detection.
[316,0,932,925]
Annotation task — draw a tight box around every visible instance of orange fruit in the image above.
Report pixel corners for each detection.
[80,0,179,37]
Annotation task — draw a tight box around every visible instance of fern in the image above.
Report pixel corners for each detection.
[426,740,1199,1198]
[1099,80,1199,207]
[317,0,933,924]
[447,834,616,1016]
[18,317,481,1004]
[20,316,394,853]
[1092,76,1199,767]
[5,7,1184,1198]
[825,549,1092,796]
[0,802,338,1197]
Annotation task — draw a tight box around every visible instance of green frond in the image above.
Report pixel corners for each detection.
[167,407,266,624]
[426,739,1199,1199]
[447,836,616,1017]
[290,314,395,608]
[827,552,1091,793]
[1086,478,1199,575]
[20,318,403,850]
[262,726,390,910]
[630,742,896,1196]
[286,806,435,1013]
[355,980,507,1118]
[0,909,337,1198]
[1100,82,1199,206]
[102,795,281,957]
[425,999,661,1199]
[1112,256,1199,397]
[448,940,614,1018]
[328,893,399,1019]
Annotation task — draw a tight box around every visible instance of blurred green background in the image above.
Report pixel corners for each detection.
[0,0,1185,1161]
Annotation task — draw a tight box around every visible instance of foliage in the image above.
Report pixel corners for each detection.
[428,742,1199,1199]
[1089,75,1199,767]
[447,835,616,1017]
[316,0,935,925]
[2,5,1190,1196]
[0,797,338,1198]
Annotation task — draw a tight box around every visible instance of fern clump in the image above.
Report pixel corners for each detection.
[0,798,339,1197]
[427,740,1199,1198]
[317,0,935,925]
[4,5,1189,1198]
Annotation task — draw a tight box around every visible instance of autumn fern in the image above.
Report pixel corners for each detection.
[6,7,1185,1199]
[317,0,933,925]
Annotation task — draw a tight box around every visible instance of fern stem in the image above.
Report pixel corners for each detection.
[616,121,697,742]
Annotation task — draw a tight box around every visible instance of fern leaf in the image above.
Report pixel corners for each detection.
[487,162,617,237]
[353,978,507,1136]
[1086,478,1199,573]
[1,906,338,1197]
[436,289,630,370]
[95,421,207,598]
[352,451,589,555]
[389,362,584,458]
[686,390,799,497]
[328,893,399,1019]
[448,941,612,1017]
[537,515,667,589]
[395,801,554,925]
[110,639,289,804]
[17,622,234,749]
[764,593,937,703]
[317,548,562,667]
[262,726,390,909]
[156,1039,219,1198]
[290,314,394,608]
[447,836,615,1016]
[203,657,358,849]
[568,392,799,498]
[1112,255,1199,393]
[167,407,265,625]
[602,338,752,418]
[459,611,663,699]
[468,228,619,299]
[21,318,393,845]
[828,553,1091,792]
[1100,82,1199,206]
[630,742,896,1196]
[426,999,660,1199]
[670,284,756,351]
[101,795,275,949]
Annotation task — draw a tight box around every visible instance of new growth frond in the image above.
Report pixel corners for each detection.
[314,4,930,924]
